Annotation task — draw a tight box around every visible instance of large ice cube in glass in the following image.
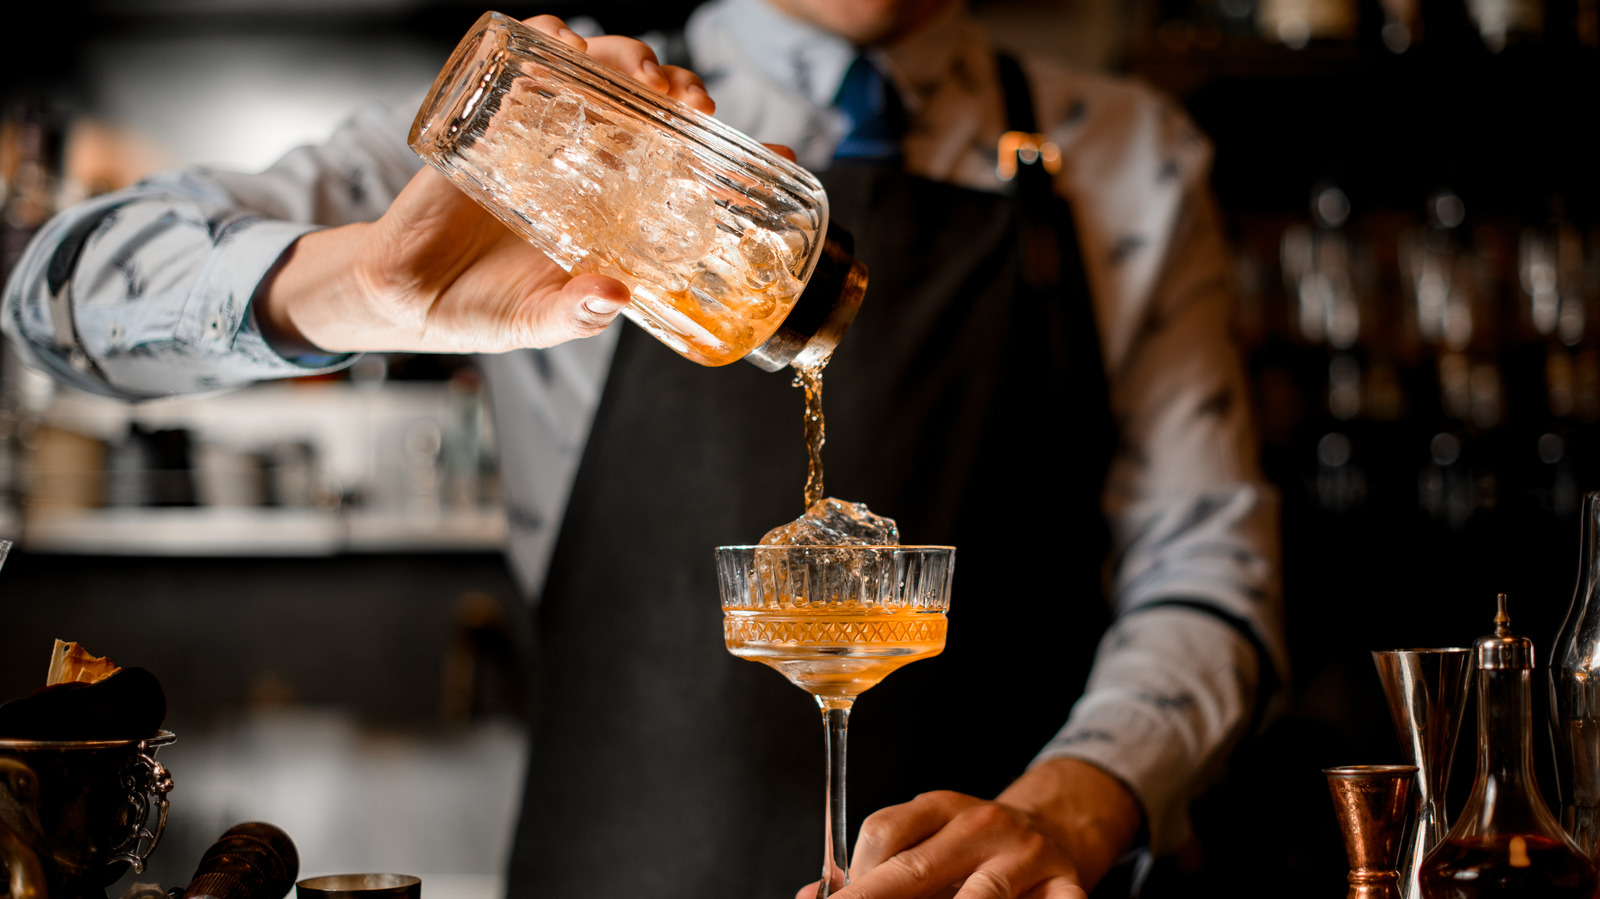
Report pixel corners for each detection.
[760,497,899,547]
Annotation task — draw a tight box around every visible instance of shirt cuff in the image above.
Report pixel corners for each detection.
[177,219,355,376]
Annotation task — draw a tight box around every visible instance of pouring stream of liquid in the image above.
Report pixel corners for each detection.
[797,365,826,510]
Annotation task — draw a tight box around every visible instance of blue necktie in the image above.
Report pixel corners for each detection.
[831,55,906,164]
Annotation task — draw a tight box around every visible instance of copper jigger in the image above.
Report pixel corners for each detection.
[1325,765,1417,899]
[1372,648,1472,899]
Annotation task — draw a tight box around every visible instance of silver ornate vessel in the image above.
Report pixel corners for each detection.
[0,732,174,899]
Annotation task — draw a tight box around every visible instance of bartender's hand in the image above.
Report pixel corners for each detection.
[797,758,1142,899]
[256,16,736,356]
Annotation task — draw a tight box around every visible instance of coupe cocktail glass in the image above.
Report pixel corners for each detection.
[715,544,955,898]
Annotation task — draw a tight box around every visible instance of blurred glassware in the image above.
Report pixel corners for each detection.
[1379,0,1423,51]
[1282,183,1362,349]
[0,99,61,280]
[27,426,108,514]
[1400,190,1476,353]
[1258,0,1358,47]
[1468,0,1545,50]
[1519,215,1588,346]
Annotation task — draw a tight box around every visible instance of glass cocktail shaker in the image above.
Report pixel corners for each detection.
[409,11,866,371]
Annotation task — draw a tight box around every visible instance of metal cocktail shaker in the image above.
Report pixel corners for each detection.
[409,11,866,372]
[1551,492,1600,859]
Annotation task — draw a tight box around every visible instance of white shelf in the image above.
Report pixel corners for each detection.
[23,506,506,556]
[17,378,506,556]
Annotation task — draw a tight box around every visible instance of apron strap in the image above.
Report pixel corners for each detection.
[995,52,1072,293]
[995,52,1038,133]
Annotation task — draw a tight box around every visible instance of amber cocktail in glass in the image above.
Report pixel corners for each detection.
[715,544,954,898]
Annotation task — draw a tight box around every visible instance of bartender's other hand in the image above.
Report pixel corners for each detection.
[796,758,1141,899]
[257,15,722,356]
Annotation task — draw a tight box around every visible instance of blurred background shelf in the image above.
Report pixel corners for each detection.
[12,376,502,555]
[22,504,506,555]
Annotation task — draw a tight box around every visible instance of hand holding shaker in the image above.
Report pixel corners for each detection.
[409,12,867,371]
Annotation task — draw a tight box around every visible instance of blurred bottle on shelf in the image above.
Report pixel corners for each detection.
[1400,189,1478,354]
[1246,177,1598,530]
[1467,0,1545,49]
[1379,0,1425,50]
[442,368,488,511]
[1580,0,1600,45]
[1283,182,1363,349]
[0,99,63,532]
[104,424,199,508]
[1518,210,1588,347]
[1150,0,1256,51]
[1280,182,1389,515]
[1514,207,1600,519]
[0,100,60,279]
[1400,190,1513,530]
[1257,0,1358,46]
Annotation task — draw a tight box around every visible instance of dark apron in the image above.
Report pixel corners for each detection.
[506,57,1118,899]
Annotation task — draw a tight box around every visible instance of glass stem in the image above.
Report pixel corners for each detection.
[818,699,853,899]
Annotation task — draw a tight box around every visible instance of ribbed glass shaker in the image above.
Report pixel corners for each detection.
[409,11,866,371]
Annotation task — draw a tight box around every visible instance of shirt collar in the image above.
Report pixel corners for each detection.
[718,0,857,108]
[879,0,970,107]
[716,0,972,111]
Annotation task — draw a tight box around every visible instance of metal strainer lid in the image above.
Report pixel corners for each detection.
[745,222,867,372]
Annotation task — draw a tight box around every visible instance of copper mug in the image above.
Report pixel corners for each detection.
[0,732,174,899]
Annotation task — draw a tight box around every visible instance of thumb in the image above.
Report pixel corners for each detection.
[548,273,632,342]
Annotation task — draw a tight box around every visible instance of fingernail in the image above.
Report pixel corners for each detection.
[641,59,665,83]
[583,297,627,316]
[557,26,577,38]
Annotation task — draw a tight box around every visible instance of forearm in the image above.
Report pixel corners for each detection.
[1037,605,1263,854]
[1070,155,1285,851]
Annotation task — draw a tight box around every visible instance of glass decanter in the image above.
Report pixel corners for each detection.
[410,11,866,371]
[1418,594,1597,898]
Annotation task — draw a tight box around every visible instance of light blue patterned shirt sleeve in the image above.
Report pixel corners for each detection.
[2,102,422,400]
